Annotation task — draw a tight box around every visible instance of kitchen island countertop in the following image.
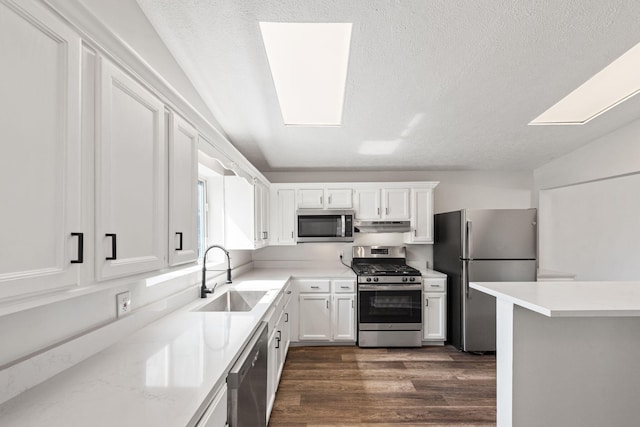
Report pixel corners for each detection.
[470,280,640,317]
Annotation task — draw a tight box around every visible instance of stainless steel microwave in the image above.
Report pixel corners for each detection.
[296,210,355,243]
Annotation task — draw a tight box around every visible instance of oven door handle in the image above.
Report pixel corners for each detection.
[358,284,422,291]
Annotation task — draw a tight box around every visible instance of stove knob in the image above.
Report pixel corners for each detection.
[402,277,408,282]
[410,277,416,282]
[366,277,372,282]
[373,277,379,282]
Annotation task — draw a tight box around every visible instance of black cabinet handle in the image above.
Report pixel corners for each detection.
[275,337,280,349]
[71,232,84,264]
[105,234,117,260]
[176,232,183,251]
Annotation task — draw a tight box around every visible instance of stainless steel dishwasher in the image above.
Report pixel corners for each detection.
[227,321,268,427]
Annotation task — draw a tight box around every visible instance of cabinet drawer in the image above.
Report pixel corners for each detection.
[332,279,356,293]
[296,279,330,293]
[423,278,446,292]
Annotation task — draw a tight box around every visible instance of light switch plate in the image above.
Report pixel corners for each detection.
[116,291,131,318]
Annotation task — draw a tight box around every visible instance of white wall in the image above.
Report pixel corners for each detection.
[535,117,640,279]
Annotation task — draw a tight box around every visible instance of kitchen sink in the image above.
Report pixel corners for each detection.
[195,290,267,312]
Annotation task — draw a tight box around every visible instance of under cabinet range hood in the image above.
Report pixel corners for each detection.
[354,220,411,233]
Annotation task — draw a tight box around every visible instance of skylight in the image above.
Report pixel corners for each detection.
[530,41,640,125]
[259,22,352,126]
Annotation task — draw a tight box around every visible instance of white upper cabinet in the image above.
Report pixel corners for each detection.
[273,188,296,245]
[405,187,435,244]
[297,188,353,209]
[297,189,324,209]
[382,188,410,220]
[224,176,269,250]
[354,189,381,219]
[355,188,409,220]
[0,1,83,298]
[168,112,198,265]
[96,57,167,280]
[326,188,353,209]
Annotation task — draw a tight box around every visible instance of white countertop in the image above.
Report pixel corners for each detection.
[470,281,640,317]
[420,268,447,279]
[0,267,354,427]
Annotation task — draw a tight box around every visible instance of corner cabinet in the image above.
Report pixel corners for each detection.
[224,176,269,250]
[168,112,198,266]
[96,58,167,280]
[272,188,296,245]
[0,0,84,298]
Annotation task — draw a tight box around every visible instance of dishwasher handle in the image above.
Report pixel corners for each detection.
[227,322,267,388]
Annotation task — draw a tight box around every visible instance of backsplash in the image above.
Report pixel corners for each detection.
[253,233,432,270]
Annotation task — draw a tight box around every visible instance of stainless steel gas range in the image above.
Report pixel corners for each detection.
[351,246,422,347]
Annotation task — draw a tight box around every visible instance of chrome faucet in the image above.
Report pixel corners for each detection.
[201,245,232,298]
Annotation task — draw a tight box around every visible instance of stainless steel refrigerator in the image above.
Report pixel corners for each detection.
[434,209,537,352]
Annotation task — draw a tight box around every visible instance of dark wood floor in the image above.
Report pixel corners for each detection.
[268,345,496,426]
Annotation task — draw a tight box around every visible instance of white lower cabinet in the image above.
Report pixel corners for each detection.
[423,293,446,340]
[332,294,356,341]
[294,279,356,343]
[195,383,227,427]
[423,277,447,342]
[298,294,332,340]
[267,284,292,421]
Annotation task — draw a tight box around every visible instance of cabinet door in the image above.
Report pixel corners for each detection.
[383,188,410,220]
[354,189,381,219]
[0,1,83,297]
[267,327,279,418]
[96,58,167,280]
[224,176,256,249]
[254,182,264,246]
[326,188,353,209]
[261,183,270,243]
[332,294,356,341]
[406,188,434,243]
[298,294,331,340]
[274,189,296,245]
[424,293,446,340]
[168,113,198,265]
[196,384,227,427]
[297,189,324,208]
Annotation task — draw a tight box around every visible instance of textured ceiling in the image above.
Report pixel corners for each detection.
[135,0,640,172]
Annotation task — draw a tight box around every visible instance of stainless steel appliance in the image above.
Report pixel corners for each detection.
[353,219,411,233]
[352,246,422,347]
[296,209,354,243]
[434,208,537,352]
[227,322,268,427]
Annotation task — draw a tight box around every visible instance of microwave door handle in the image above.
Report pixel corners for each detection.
[341,215,346,237]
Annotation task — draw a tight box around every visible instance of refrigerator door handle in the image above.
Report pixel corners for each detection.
[464,260,470,298]
[461,260,468,349]
[465,220,472,259]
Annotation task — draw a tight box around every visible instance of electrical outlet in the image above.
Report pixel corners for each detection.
[116,291,131,318]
